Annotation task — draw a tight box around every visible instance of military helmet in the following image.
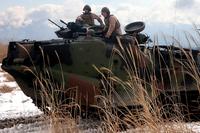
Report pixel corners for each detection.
[101,7,110,15]
[83,5,91,12]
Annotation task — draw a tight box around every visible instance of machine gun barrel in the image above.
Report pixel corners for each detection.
[60,19,68,26]
[48,19,64,30]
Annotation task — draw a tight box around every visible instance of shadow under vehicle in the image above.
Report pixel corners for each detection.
[1,20,200,118]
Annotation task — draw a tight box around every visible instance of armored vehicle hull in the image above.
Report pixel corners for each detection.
[2,21,200,116]
[1,37,140,108]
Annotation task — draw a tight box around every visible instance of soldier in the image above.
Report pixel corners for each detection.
[76,5,104,27]
[101,7,122,43]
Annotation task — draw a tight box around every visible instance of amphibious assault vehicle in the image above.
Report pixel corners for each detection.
[2,19,200,116]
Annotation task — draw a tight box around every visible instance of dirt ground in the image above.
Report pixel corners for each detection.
[0,115,46,129]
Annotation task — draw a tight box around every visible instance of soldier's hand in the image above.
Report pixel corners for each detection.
[105,33,110,38]
[77,16,83,21]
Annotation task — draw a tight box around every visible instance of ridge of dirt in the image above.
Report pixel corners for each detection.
[0,115,47,129]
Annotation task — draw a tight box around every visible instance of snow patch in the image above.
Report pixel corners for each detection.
[0,76,7,82]
[0,63,2,71]
[185,122,200,132]
[0,63,43,120]
[0,90,42,120]
[0,72,7,83]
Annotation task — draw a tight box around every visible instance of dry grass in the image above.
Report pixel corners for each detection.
[37,46,197,132]
[89,36,200,132]
[131,122,194,132]
[0,85,13,93]
[0,43,8,63]
[36,46,197,132]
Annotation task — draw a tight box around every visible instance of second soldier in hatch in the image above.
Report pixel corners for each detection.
[76,5,104,27]
[101,7,122,43]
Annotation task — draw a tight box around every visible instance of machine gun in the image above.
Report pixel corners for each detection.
[60,19,68,26]
[49,19,104,39]
[48,19,65,30]
[48,19,73,39]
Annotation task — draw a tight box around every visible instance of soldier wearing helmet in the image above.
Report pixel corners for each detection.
[76,5,104,27]
[101,7,122,43]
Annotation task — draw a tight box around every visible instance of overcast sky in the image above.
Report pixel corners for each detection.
[0,0,200,46]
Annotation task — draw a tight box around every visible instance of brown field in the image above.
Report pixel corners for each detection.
[0,85,13,93]
[0,43,7,63]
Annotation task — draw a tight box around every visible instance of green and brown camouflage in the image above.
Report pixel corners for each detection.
[1,20,200,113]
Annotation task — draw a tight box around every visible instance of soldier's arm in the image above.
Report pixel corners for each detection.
[92,13,104,26]
[76,14,83,21]
[106,16,116,38]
